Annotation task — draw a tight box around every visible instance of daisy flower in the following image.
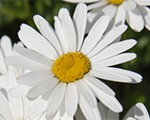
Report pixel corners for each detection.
[0,71,47,120]
[5,3,142,120]
[63,0,150,32]
[0,35,25,77]
[0,71,72,120]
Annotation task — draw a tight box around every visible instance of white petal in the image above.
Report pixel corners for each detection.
[73,3,87,51]
[90,39,137,62]
[91,53,136,66]
[90,68,133,83]
[5,71,24,120]
[0,91,15,120]
[54,16,69,53]
[81,15,110,55]
[126,8,144,32]
[84,74,115,96]
[86,4,116,33]
[5,71,17,90]
[87,25,127,58]
[0,35,13,57]
[27,93,50,119]
[135,103,150,120]
[79,94,101,120]
[18,24,58,59]
[122,1,137,11]
[91,86,122,112]
[46,82,66,116]
[15,46,53,66]
[5,56,50,71]
[9,97,23,120]
[65,83,78,116]
[18,70,53,85]
[0,49,7,74]
[0,114,5,120]
[61,12,77,52]
[115,5,126,26]
[95,67,142,83]
[9,84,31,97]
[138,6,150,31]
[76,80,97,108]
[28,78,58,99]
[134,0,150,5]
[87,1,108,10]
[63,0,99,3]
[33,15,63,56]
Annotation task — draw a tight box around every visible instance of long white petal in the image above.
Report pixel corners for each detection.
[122,0,136,11]
[27,92,50,119]
[33,15,63,56]
[28,78,58,99]
[134,0,150,5]
[46,82,66,116]
[90,68,132,83]
[54,16,69,53]
[18,70,53,85]
[126,8,144,32]
[76,80,97,108]
[61,11,77,52]
[115,5,126,26]
[95,67,142,83]
[5,56,50,71]
[15,46,53,66]
[84,74,115,96]
[65,83,78,116]
[91,86,122,112]
[87,25,127,58]
[87,1,108,10]
[81,15,110,55]
[73,3,87,51]
[90,39,137,62]
[0,91,15,120]
[79,94,101,120]
[9,84,31,97]
[18,24,58,59]
[91,53,136,66]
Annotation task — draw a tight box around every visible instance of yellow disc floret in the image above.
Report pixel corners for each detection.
[107,0,124,5]
[52,52,91,83]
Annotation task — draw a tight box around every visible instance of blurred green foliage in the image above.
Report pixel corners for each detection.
[0,0,149,118]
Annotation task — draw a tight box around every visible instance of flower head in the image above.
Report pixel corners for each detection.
[5,3,142,120]
[63,0,150,32]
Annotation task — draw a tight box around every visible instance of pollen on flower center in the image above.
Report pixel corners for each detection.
[107,0,124,5]
[52,52,91,83]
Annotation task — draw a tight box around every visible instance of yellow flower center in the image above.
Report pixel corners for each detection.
[52,52,91,83]
[107,0,124,5]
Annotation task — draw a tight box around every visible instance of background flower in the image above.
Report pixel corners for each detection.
[63,0,150,32]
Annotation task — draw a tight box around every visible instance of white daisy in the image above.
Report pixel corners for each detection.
[0,71,71,120]
[63,0,150,32]
[5,3,142,120]
[0,35,25,77]
[0,70,47,120]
